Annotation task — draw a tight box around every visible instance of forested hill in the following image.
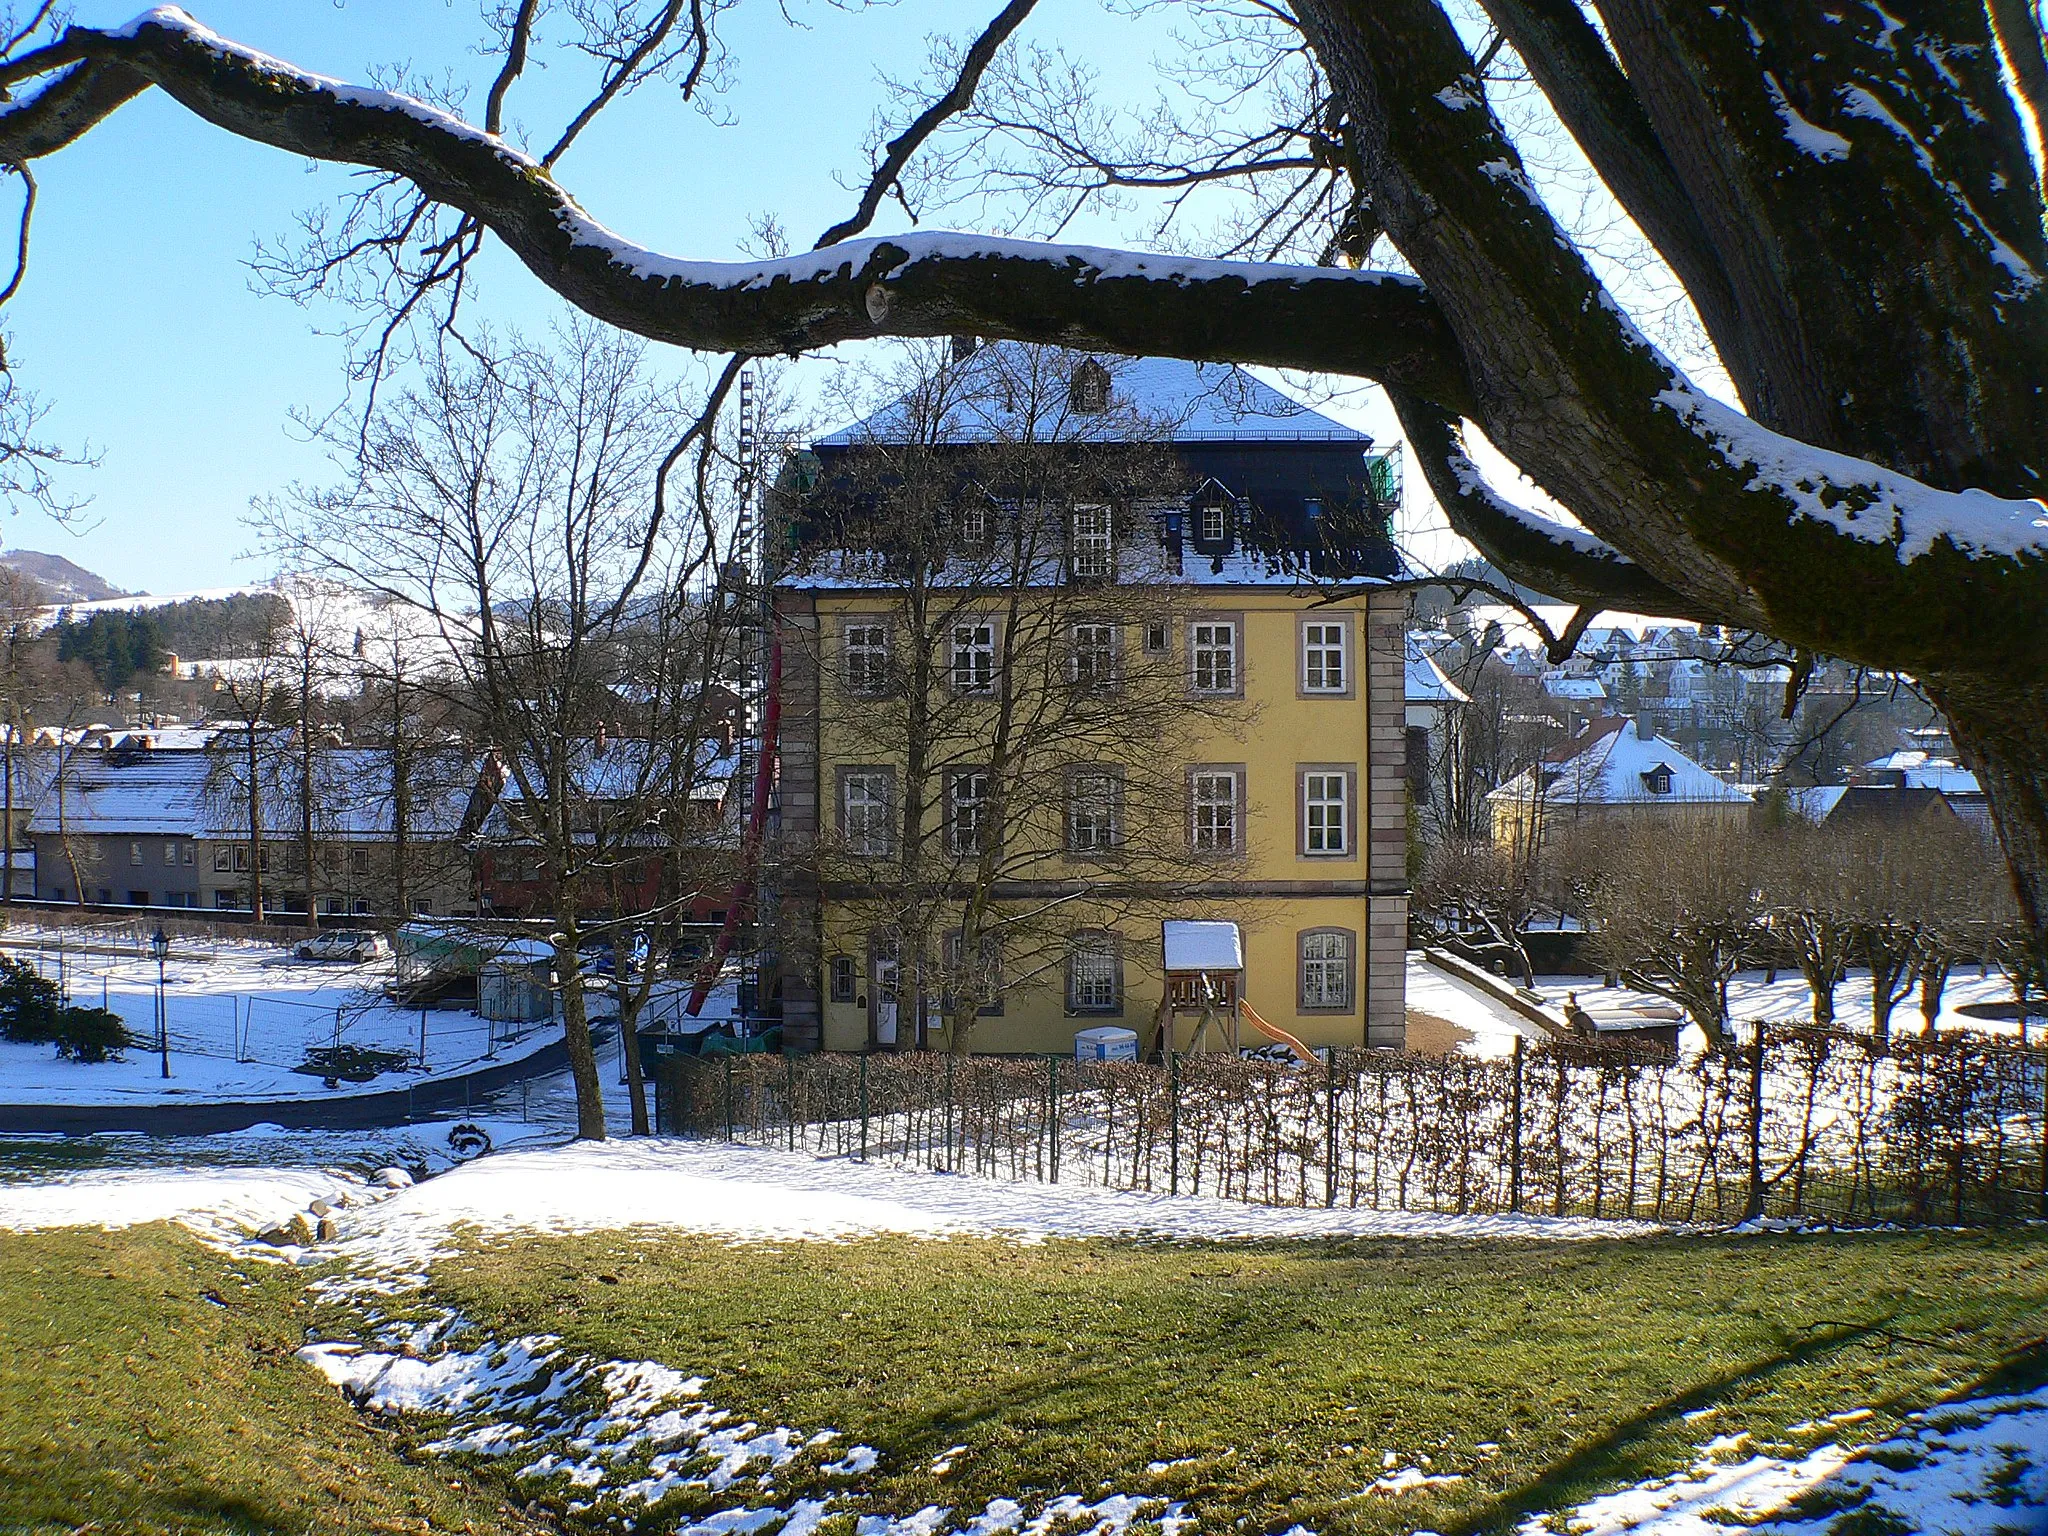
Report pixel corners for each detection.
[51,592,294,694]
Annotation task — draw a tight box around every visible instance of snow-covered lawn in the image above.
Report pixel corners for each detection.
[1536,965,2029,1041]
[0,935,552,1104]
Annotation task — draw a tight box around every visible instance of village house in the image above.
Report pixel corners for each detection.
[768,347,1411,1056]
[1487,714,1753,853]
[26,728,477,916]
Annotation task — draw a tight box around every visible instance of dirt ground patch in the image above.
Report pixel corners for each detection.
[1404,1007,1478,1054]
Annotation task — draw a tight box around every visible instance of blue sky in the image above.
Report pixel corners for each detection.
[2,0,1410,594]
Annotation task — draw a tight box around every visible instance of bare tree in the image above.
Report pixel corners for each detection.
[1755,818,1857,1027]
[1572,817,1765,1047]
[264,321,737,1140]
[0,562,44,907]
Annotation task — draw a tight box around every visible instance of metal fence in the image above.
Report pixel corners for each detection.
[658,1027,2048,1228]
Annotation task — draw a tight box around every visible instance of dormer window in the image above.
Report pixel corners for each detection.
[1070,358,1110,414]
[1071,504,1115,581]
[1190,482,1235,550]
[1641,765,1674,795]
[957,499,990,550]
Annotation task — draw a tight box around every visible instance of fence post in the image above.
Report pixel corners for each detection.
[1746,1027,1767,1221]
[1169,1049,1181,1197]
[723,1053,736,1141]
[787,1050,797,1154]
[2038,1043,2047,1221]
[944,1050,956,1173]
[1048,1055,1061,1184]
[419,1008,427,1069]
[1325,1050,1339,1208]
[1509,1035,1525,1215]
[859,1050,870,1162]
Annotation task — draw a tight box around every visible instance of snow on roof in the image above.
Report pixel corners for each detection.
[1404,641,1470,705]
[1785,786,1848,823]
[1162,920,1243,971]
[1862,750,1983,795]
[818,346,1369,447]
[1543,676,1608,700]
[29,752,211,836]
[1488,717,1752,806]
[25,742,478,840]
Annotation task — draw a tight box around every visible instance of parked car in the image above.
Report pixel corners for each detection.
[295,929,392,963]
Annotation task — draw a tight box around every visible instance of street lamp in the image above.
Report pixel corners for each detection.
[150,926,170,1080]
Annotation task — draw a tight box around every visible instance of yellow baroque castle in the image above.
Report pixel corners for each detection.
[766,347,1410,1056]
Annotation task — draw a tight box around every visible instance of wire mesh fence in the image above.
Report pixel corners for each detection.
[658,1027,2048,1228]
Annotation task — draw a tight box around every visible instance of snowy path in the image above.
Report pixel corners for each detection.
[1404,952,1545,1057]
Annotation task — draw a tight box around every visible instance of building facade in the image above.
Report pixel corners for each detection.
[768,347,1410,1056]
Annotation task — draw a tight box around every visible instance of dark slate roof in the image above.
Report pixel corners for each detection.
[816,347,1370,447]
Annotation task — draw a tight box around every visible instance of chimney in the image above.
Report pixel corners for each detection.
[718,720,736,753]
[949,334,980,363]
[593,723,608,759]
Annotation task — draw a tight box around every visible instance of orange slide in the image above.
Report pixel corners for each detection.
[1237,999,1319,1065]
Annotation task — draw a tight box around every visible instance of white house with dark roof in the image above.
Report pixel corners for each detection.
[1486,715,1752,851]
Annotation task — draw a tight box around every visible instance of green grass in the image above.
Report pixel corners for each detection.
[6,1222,2045,1536]
[0,1224,552,1536]
[418,1227,2048,1535]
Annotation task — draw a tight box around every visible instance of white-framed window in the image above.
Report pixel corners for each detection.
[1197,499,1227,544]
[1071,504,1114,580]
[1066,932,1121,1013]
[829,955,857,1003]
[844,623,891,695]
[1191,620,1237,693]
[180,844,194,866]
[1066,767,1123,854]
[162,841,177,866]
[1302,620,1348,693]
[957,501,990,549]
[947,770,989,856]
[1304,771,1349,854]
[1069,622,1118,689]
[212,846,231,873]
[950,620,996,693]
[129,841,142,866]
[1143,622,1169,654]
[1191,770,1239,854]
[842,769,895,856]
[1300,929,1354,1011]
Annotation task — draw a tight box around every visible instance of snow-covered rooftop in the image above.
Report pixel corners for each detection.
[1162,920,1243,971]
[818,348,1370,447]
[1404,642,1470,705]
[1489,716,1753,806]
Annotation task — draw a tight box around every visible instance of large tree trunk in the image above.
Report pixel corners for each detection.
[1933,677,2048,945]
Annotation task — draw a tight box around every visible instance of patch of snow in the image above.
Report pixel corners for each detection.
[1514,1389,2048,1535]
[1764,72,1852,160]
[326,1135,1660,1284]
[1362,1466,1464,1495]
[0,1165,366,1242]
[1653,382,2048,561]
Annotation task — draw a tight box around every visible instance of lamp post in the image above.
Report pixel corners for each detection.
[150,926,170,1079]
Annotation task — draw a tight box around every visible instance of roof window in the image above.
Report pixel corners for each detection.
[1069,358,1110,414]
